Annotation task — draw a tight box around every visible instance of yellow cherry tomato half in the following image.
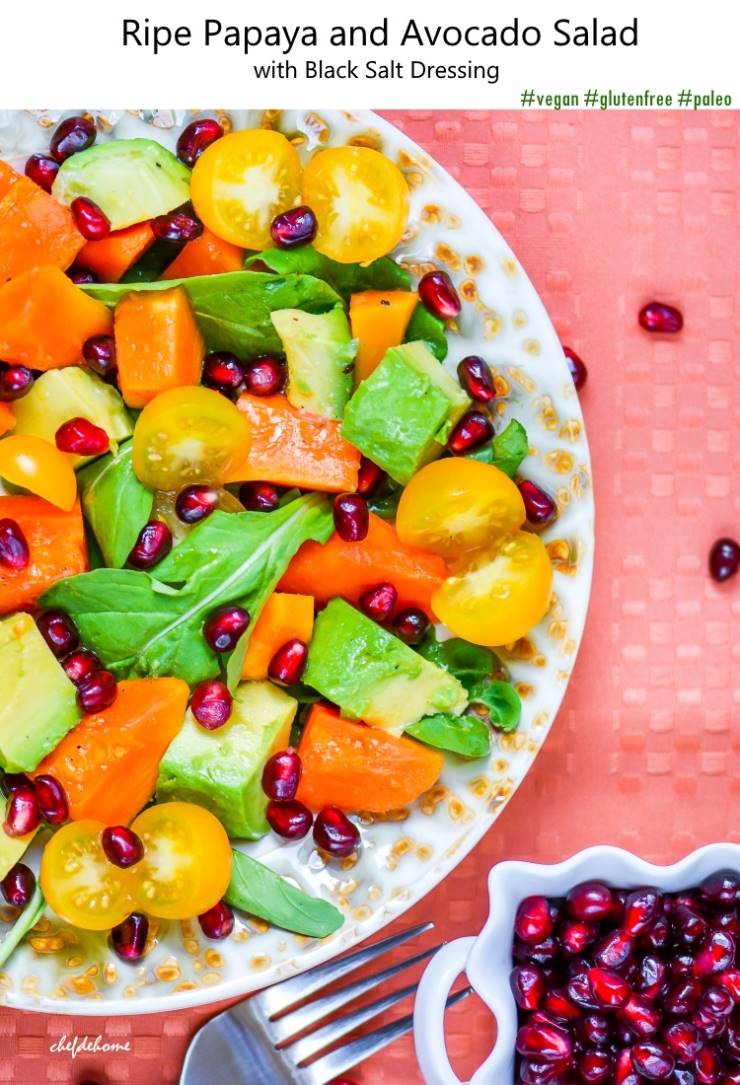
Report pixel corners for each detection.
[132,386,251,491]
[302,146,409,265]
[0,434,77,511]
[432,531,553,647]
[190,129,302,249]
[130,802,232,920]
[396,458,526,560]
[40,820,137,931]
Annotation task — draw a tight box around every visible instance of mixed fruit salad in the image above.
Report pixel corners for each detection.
[0,113,557,967]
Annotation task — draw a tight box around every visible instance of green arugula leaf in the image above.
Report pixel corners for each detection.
[468,419,529,477]
[247,245,411,301]
[40,494,333,688]
[78,441,153,568]
[84,271,342,359]
[418,633,498,693]
[0,883,45,968]
[404,303,448,361]
[468,679,522,733]
[406,712,491,759]
[225,849,344,938]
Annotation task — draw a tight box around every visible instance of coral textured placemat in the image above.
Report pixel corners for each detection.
[2,109,738,1085]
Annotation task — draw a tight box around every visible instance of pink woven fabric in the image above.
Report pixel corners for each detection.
[2,109,738,1085]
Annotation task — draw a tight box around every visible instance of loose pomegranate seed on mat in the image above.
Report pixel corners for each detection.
[262,748,302,803]
[418,270,461,319]
[333,493,369,542]
[267,799,312,840]
[198,900,235,940]
[4,787,40,837]
[638,301,683,334]
[244,355,285,396]
[82,334,117,378]
[0,519,29,571]
[71,197,110,241]
[127,521,173,570]
[111,912,149,962]
[203,604,250,653]
[24,152,59,192]
[175,484,219,524]
[101,826,144,868]
[152,205,203,244]
[457,355,496,402]
[563,345,588,389]
[447,409,494,454]
[360,582,398,623]
[77,669,117,713]
[176,118,224,168]
[62,648,101,687]
[36,609,79,658]
[0,364,34,401]
[512,872,740,1084]
[190,679,233,730]
[0,862,35,907]
[202,351,245,397]
[709,538,739,583]
[239,481,281,512]
[271,205,318,248]
[34,774,68,825]
[518,480,558,527]
[55,416,110,456]
[313,806,360,858]
[50,115,96,163]
[268,638,308,685]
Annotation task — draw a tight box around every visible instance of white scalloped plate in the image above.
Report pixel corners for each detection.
[0,109,594,1014]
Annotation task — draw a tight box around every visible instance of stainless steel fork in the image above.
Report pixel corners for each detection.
[180,922,471,1084]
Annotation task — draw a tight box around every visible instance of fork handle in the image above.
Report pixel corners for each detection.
[414,937,478,1084]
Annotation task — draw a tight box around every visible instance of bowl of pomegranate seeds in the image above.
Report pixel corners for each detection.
[414,844,740,1085]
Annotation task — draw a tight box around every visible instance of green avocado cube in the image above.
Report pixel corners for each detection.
[0,613,80,772]
[271,306,357,420]
[341,341,469,484]
[303,599,467,734]
[156,681,297,840]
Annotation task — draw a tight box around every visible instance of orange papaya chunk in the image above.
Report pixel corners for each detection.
[0,403,15,436]
[77,221,155,283]
[0,174,83,282]
[241,592,314,680]
[0,496,87,615]
[160,227,244,280]
[349,290,419,383]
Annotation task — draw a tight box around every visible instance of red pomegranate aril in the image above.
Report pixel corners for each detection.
[50,115,96,163]
[516,1020,573,1063]
[202,351,245,397]
[262,748,302,803]
[519,1059,568,1085]
[695,1046,723,1084]
[82,334,117,378]
[333,492,369,542]
[511,964,547,1012]
[36,609,79,658]
[624,888,662,936]
[203,605,250,653]
[34,774,68,825]
[692,1006,727,1041]
[558,919,597,955]
[0,364,34,401]
[239,481,281,512]
[620,994,662,1038]
[638,302,683,334]
[516,896,554,945]
[77,670,118,713]
[644,915,672,952]
[567,971,602,1010]
[700,871,738,907]
[66,265,98,284]
[457,355,495,402]
[588,967,632,1009]
[190,679,233,730]
[101,825,144,868]
[567,880,616,922]
[582,1013,612,1048]
[718,969,740,1001]
[700,985,734,1018]
[709,539,740,583]
[244,355,285,396]
[198,900,234,940]
[24,152,60,192]
[637,955,667,1000]
[127,521,173,570]
[616,1049,641,1085]
[579,1050,612,1084]
[630,1041,675,1081]
[4,787,40,837]
[665,978,703,1016]
[525,936,560,967]
[0,519,29,571]
[175,485,219,524]
[518,480,558,527]
[360,582,397,623]
[392,607,429,645]
[62,648,101,687]
[594,928,635,970]
[71,197,110,241]
[562,346,588,390]
[266,799,312,840]
[55,416,110,456]
[542,987,580,1021]
[176,118,224,168]
[0,862,35,907]
[694,931,735,977]
[356,456,386,496]
[675,905,709,945]
[671,953,697,977]
[1,773,33,797]
[271,205,318,248]
[418,270,461,319]
[447,409,494,454]
[714,910,739,936]
[111,912,149,962]
[268,639,308,685]
[152,205,204,244]
[664,1020,703,1062]
[313,806,360,858]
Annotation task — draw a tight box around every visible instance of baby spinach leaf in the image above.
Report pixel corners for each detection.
[41,494,333,688]
[0,883,45,968]
[226,849,344,938]
[78,441,153,568]
[404,304,448,361]
[247,245,411,301]
[468,419,529,477]
[406,712,491,759]
[468,679,522,733]
[85,271,342,359]
[418,634,498,694]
